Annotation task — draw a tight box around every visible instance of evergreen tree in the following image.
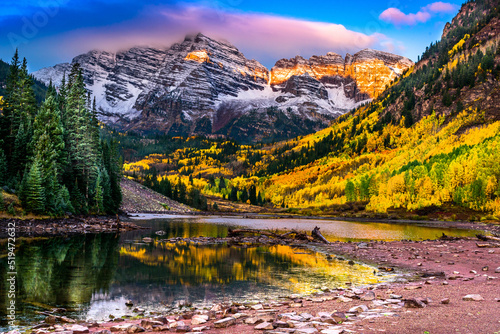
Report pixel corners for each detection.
[0,144,7,186]
[25,159,45,214]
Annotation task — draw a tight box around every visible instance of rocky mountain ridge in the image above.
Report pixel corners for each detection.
[33,33,413,142]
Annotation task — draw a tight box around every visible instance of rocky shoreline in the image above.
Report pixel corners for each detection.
[0,216,146,238]
[6,235,499,334]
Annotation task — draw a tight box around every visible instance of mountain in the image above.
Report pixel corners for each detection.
[32,33,413,142]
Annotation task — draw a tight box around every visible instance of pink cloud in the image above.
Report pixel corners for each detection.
[33,4,400,69]
[426,2,457,13]
[379,2,458,26]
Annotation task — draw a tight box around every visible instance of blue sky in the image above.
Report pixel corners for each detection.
[0,0,464,71]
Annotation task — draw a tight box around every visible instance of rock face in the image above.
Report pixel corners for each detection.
[33,33,413,141]
[270,49,413,102]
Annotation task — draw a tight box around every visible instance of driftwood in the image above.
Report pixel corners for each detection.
[312,226,330,244]
[227,228,330,243]
[476,234,500,242]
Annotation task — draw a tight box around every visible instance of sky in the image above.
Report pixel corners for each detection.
[0,0,464,71]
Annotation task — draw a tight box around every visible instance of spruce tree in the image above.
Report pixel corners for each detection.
[25,159,45,214]
[0,144,7,186]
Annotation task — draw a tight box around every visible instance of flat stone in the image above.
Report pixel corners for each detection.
[94,331,111,334]
[290,303,303,308]
[251,304,264,310]
[441,298,450,304]
[244,317,263,325]
[404,285,422,290]
[462,294,484,301]
[295,328,318,334]
[273,321,290,328]
[192,326,209,331]
[60,317,76,324]
[361,291,375,301]
[152,326,170,332]
[495,267,500,273]
[331,312,346,323]
[174,326,190,333]
[67,325,89,334]
[126,325,144,334]
[320,330,343,334]
[404,298,426,308]
[337,296,352,302]
[110,324,132,332]
[389,294,402,299]
[140,320,164,329]
[348,305,369,313]
[214,317,236,328]
[190,315,208,325]
[254,322,274,330]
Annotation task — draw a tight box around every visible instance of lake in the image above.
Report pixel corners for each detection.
[0,216,480,330]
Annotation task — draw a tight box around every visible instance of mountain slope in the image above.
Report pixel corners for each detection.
[33,34,412,142]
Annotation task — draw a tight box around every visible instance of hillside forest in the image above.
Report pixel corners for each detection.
[121,0,500,220]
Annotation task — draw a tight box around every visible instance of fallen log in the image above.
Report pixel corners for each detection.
[312,226,330,244]
[227,228,315,242]
[476,234,500,242]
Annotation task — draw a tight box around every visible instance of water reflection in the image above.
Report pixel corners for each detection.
[128,215,479,241]
[0,221,391,329]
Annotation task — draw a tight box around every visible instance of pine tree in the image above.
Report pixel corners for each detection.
[25,159,45,214]
[93,171,104,213]
[0,144,7,186]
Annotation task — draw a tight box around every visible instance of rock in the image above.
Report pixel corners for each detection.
[60,317,76,324]
[140,319,164,329]
[337,296,352,302]
[94,330,112,334]
[254,322,274,330]
[404,285,422,290]
[214,317,236,328]
[404,298,426,308]
[245,317,263,325]
[495,267,500,273]
[110,324,133,332]
[442,281,449,285]
[125,300,133,307]
[317,312,332,318]
[361,291,375,301]
[462,294,484,301]
[389,294,402,299]
[273,321,289,328]
[482,266,489,271]
[153,325,170,332]
[348,305,369,313]
[441,298,450,304]
[192,326,209,332]
[45,315,59,324]
[190,315,209,325]
[295,328,318,334]
[67,325,90,334]
[331,312,346,323]
[290,303,303,308]
[174,325,190,332]
[251,304,264,310]
[126,325,145,334]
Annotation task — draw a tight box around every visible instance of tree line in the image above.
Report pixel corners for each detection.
[0,50,121,215]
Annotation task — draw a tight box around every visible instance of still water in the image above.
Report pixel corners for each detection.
[0,216,479,329]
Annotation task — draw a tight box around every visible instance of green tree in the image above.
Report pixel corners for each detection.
[25,159,45,214]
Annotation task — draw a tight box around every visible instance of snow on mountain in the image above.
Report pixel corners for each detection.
[32,33,413,140]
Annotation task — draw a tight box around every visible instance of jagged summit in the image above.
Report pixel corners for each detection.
[32,33,413,141]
